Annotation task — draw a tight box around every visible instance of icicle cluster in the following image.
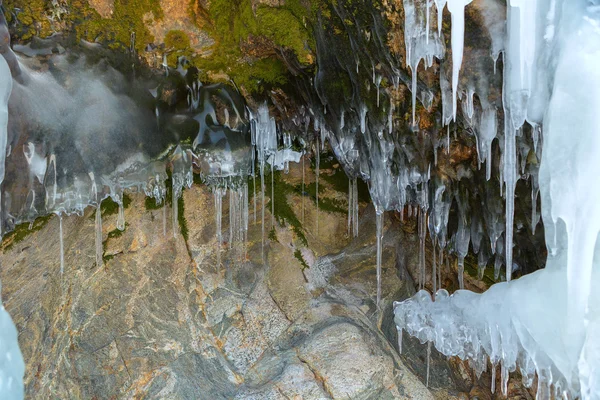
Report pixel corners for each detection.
[395,1,600,398]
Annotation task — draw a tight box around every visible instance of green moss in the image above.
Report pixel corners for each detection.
[102,223,128,262]
[463,253,497,287]
[294,249,310,270]
[73,0,163,53]
[311,152,371,204]
[264,169,308,246]
[301,182,346,214]
[98,193,132,217]
[268,227,278,242]
[255,4,312,63]
[165,30,193,67]
[189,0,315,94]
[145,196,164,210]
[177,194,189,242]
[2,214,54,252]
[4,0,56,40]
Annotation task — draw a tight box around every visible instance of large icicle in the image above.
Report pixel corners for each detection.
[375,209,384,307]
[0,54,25,400]
[395,2,600,397]
[446,0,473,121]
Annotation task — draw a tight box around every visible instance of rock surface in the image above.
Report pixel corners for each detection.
[1,160,471,399]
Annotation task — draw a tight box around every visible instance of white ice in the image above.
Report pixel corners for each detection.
[395,2,600,398]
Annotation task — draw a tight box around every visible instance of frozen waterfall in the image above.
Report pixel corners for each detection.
[394,1,600,398]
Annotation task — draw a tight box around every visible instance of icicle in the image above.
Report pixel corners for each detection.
[504,126,516,282]
[458,258,465,289]
[302,155,305,225]
[446,0,469,122]
[360,105,367,134]
[412,66,418,128]
[418,208,427,289]
[491,364,497,394]
[261,158,265,260]
[438,246,444,290]
[398,328,403,354]
[271,162,275,229]
[59,214,64,275]
[95,206,103,267]
[376,209,384,307]
[494,254,502,281]
[432,239,437,296]
[214,188,223,269]
[501,363,509,397]
[348,178,352,236]
[229,189,234,248]
[117,201,125,231]
[172,185,179,239]
[353,178,359,237]
[531,187,539,235]
[316,139,320,236]
[253,169,257,224]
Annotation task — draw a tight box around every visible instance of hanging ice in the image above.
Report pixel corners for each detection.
[0,51,25,400]
[395,2,600,398]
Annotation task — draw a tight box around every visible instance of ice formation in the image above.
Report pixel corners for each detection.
[0,50,25,400]
[395,1,600,398]
[1,0,600,397]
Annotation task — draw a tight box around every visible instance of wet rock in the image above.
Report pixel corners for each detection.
[0,161,486,399]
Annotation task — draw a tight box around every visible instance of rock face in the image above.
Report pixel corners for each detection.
[0,159,472,399]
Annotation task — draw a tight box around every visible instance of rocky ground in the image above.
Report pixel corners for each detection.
[0,158,530,399]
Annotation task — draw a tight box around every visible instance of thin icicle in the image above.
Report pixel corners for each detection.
[271,162,275,229]
[261,158,265,260]
[253,171,257,224]
[229,189,234,249]
[348,178,352,236]
[504,126,516,282]
[432,239,437,297]
[438,246,444,290]
[491,364,496,394]
[172,190,179,239]
[398,328,403,354]
[117,202,125,231]
[376,210,384,307]
[412,67,418,128]
[418,208,427,290]
[214,188,223,269]
[95,206,103,267]
[59,214,64,275]
[302,155,305,225]
[316,139,320,237]
[458,258,465,289]
[353,178,359,237]
[501,363,509,397]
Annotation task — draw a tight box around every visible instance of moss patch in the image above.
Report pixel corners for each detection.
[294,249,310,270]
[177,194,189,242]
[263,169,308,246]
[144,196,164,210]
[2,214,54,252]
[268,227,278,242]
